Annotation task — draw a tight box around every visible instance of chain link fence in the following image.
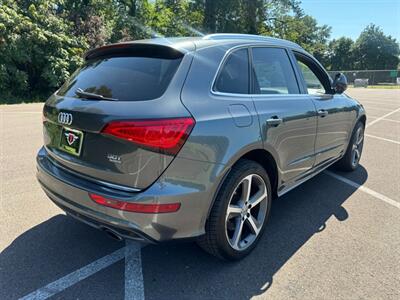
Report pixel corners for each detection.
[327,70,400,86]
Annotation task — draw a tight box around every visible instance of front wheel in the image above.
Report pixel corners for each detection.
[335,121,364,171]
[197,160,272,260]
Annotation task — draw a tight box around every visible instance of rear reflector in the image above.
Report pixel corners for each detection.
[89,193,181,213]
[101,118,195,155]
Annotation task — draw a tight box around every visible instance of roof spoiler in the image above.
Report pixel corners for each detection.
[84,43,185,61]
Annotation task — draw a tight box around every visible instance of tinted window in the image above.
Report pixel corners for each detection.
[58,56,182,101]
[296,59,325,95]
[214,48,249,94]
[252,48,299,94]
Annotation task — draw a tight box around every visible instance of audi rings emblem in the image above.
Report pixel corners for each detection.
[58,112,73,125]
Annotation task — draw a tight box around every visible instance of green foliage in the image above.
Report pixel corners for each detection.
[327,37,355,70]
[1,1,399,104]
[325,25,400,71]
[353,24,400,70]
[0,0,87,102]
[268,14,331,64]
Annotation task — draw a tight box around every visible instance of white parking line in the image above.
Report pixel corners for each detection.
[359,100,400,107]
[19,247,126,300]
[365,134,400,145]
[382,118,400,124]
[125,241,145,300]
[366,107,400,128]
[325,171,400,209]
[19,240,145,300]
[358,98,400,104]
[361,106,397,112]
[1,111,42,114]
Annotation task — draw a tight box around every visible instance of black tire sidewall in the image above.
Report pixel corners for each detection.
[343,121,364,171]
[213,160,272,260]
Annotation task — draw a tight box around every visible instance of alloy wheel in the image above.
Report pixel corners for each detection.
[351,126,364,167]
[225,174,268,251]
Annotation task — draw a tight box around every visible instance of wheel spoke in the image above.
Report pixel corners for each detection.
[246,215,260,235]
[354,148,360,160]
[225,173,268,251]
[357,133,364,145]
[241,175,253,202]
[227,205,242,218]
[249,189,267,208]
[352,149,356,163]
[352,148,360,165]
[231,218,244,248]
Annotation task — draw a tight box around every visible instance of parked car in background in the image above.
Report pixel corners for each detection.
[354,78,369,87]
[37,34,366,260]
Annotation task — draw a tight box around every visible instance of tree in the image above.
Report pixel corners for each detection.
[328,37,355,70]
[241,0,265,34]
[114,0,153,40]
[58,0,119,48]
[203,0,216,32]
[353,24,400,70]
[269,14,331,63]
[0,0,86,102]
[6,1,397,104]
[149,0,203,37]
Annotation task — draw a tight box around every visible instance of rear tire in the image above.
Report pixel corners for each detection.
[335,121,364,172]
[197,159,272,260]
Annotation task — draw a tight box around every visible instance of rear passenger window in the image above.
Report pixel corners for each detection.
[252,48,299,94]
[214,48,249,94]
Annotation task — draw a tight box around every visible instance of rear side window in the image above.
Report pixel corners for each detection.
[214,48,249,94]
[252,48,299,94]
[57,56,182,101]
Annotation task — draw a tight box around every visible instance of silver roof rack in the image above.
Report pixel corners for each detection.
[202,33,302,49]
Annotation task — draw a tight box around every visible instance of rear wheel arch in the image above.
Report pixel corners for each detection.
[240,149,279,199]
[358,114,366,128]
[206,148,279,222]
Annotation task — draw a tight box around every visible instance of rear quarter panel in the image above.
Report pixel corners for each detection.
[179,44,264,169]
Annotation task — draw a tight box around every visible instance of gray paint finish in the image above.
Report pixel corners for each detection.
[36,34,366,242]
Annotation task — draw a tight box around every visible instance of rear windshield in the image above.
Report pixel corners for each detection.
[57,56,182,101]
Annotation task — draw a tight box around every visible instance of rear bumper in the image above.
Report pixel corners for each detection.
[36,147,226,242]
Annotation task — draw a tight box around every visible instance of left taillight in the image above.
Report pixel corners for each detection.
[89,193,181,213]
[101,117,195,155]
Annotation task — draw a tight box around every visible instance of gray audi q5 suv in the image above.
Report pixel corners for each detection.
[37,34,366,260]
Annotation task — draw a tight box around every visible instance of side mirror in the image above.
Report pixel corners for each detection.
[332,73,348,94]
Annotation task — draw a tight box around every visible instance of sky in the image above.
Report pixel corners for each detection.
[300,0,400,41]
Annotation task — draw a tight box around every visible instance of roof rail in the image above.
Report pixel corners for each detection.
[203,33,269,41]
[202,33,301,49]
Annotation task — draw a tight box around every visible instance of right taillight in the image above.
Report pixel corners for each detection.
[101,117,195,155]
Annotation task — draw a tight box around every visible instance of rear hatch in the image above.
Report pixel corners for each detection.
[42,43,194,191]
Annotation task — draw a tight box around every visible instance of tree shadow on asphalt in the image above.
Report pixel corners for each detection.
[141,166,368,300]
[0,214,124,299]
[0,166,368,300]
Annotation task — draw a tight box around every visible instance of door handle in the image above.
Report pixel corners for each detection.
[317,109,329,117]
[266,116,283,127]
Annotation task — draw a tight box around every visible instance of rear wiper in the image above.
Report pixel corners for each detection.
[75,88,118,101]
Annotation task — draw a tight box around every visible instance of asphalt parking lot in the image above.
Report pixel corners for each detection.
[1,88,399,300]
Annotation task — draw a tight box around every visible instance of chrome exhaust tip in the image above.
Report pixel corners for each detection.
[102,227,123,241]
